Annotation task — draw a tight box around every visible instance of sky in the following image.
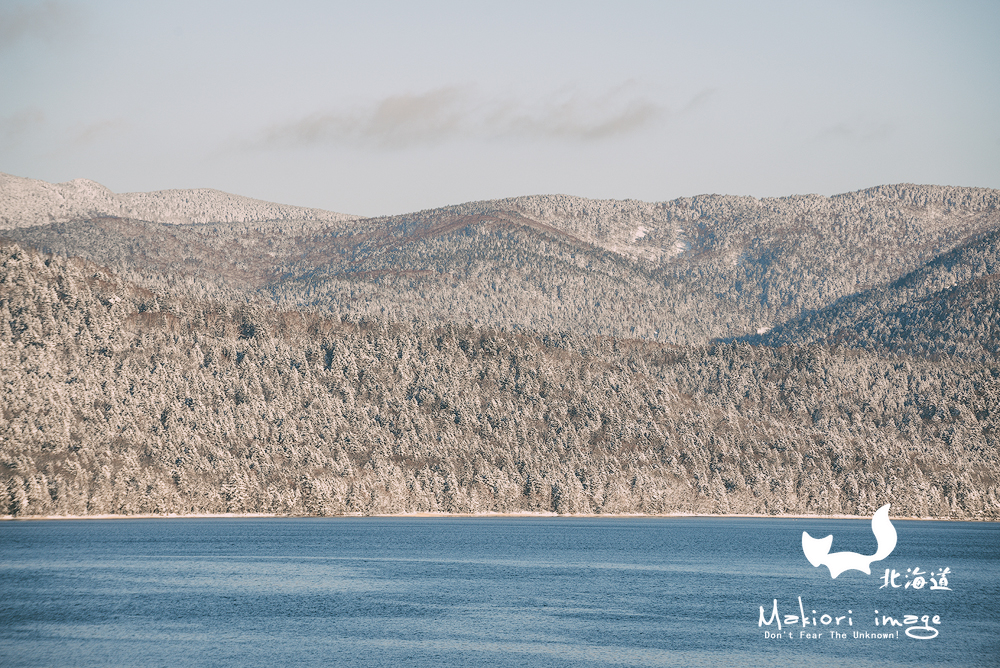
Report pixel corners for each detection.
[1,0,998,217]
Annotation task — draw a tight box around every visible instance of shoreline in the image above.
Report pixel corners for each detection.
[1,511,994,522]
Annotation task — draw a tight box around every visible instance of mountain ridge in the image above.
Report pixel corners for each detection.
[2,174,998,519]
[6,174,996,346]
[753,226,1000,356]
[0,173,359,229]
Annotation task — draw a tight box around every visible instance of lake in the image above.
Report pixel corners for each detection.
[1,516,997,667]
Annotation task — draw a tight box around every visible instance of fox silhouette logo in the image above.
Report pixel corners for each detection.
[802,504,897,578]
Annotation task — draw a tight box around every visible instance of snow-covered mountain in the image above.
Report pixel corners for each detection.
[3,174,999,520]
[6,173,998,345]
[0,173,358,229]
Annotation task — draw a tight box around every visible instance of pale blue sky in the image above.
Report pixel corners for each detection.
[2,0,997,216]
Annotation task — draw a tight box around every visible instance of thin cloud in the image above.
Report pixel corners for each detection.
[0,108,45,147]
[0,1,79,51]
[252,86,665,150]
[259,87,468,150]
[72,119,130,146]
[817,119,894,143]
[681,88,716,113]
[497,97,661,140]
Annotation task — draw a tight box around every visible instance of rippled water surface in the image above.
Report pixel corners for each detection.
[1,517,997,667]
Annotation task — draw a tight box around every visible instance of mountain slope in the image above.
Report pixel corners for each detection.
[3,176,999,519]
[0,172,358,228]
[756,227,1000,356]
[6,178,996,345]
[2,240,997,518]
[839,273,1000,357]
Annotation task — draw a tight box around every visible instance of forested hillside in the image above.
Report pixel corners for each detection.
[6,177,998,346]
[0,172,357,228]
[757,227,1000,357]
[2,240,997,518]
[2,175,998,519]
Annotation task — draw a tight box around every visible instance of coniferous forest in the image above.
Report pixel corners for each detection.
[2,173,998,518]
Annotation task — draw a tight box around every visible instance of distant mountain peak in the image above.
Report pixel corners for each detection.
[0,172,358,229]
[4,174,999,346]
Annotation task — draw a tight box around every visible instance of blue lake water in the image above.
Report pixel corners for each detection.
[1,516,997,667]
